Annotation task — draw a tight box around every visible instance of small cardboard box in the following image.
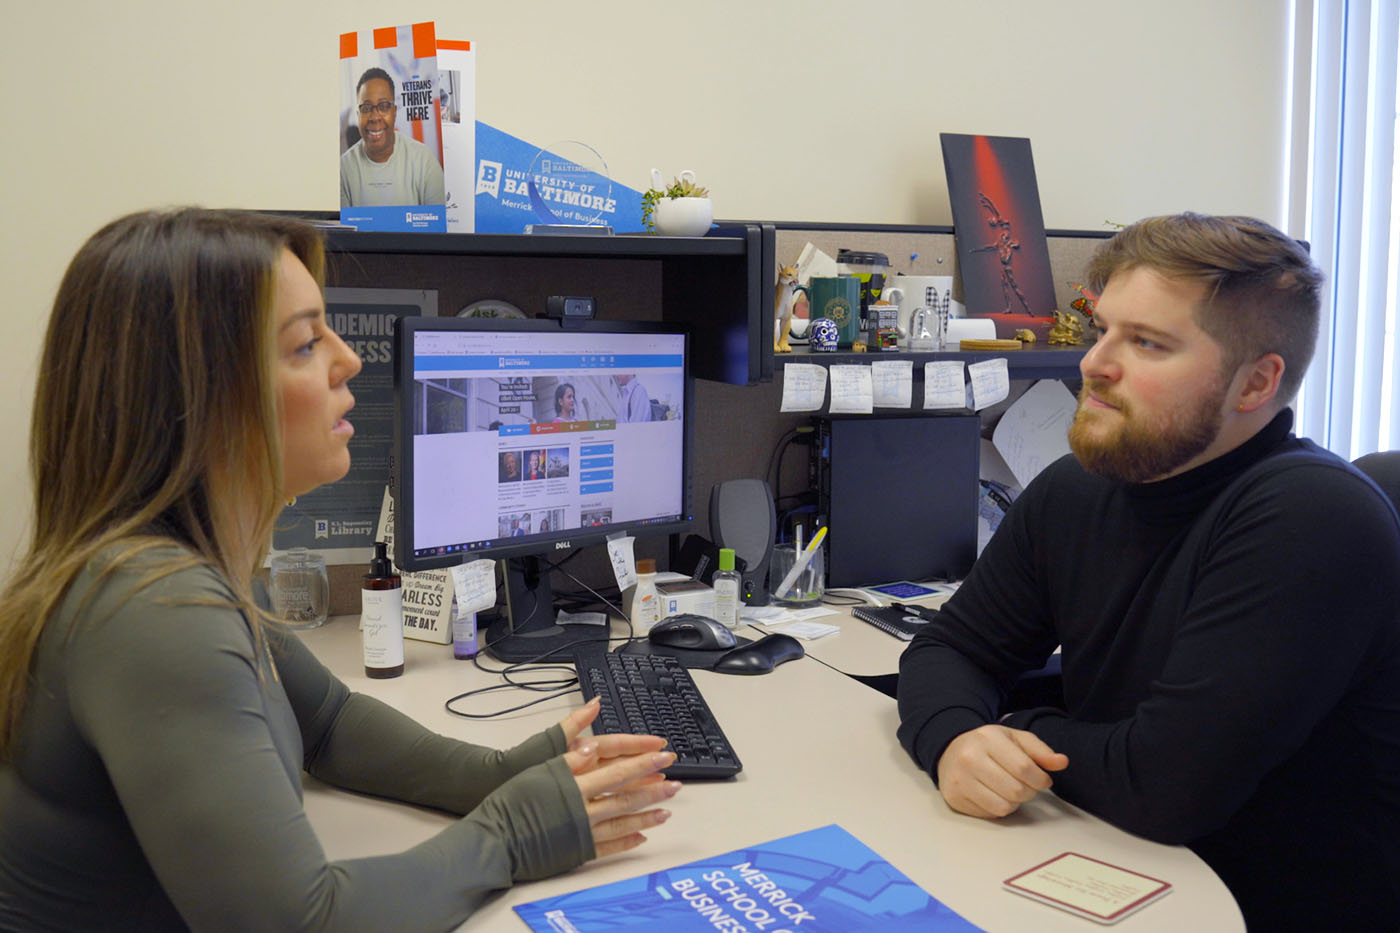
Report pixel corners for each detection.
[656,579,716,620]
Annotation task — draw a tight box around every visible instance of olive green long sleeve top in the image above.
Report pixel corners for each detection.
[0,553,593,931]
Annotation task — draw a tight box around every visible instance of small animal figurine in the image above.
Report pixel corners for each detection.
[1013,328,1037,343]
[1047,308,1085,345]
[774,264,799,353]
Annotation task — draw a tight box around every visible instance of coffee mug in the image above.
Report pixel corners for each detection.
[887,275,956,336]
[794,276,861,348]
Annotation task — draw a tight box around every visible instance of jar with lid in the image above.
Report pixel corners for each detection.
[268,547,329,628]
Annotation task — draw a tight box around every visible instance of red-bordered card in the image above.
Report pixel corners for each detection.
[1004,852,1172,924]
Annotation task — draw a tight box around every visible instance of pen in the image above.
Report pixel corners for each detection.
[774,526,827,600]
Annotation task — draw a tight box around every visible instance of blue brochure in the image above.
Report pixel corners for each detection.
[514,824,982,931]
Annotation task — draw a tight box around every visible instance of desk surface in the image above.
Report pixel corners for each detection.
[754,594,952,678]
[298,616,1242,931]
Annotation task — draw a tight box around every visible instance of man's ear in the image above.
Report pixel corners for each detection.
[1235,353,1285,413]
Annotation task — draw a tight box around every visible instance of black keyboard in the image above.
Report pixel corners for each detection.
[573,643,742,780]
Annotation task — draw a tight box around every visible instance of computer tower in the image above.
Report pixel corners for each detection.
[814,415,980,587]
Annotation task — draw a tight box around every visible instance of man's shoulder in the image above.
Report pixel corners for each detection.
[1243,438,1384,500]
[395,132,433,158]
[1227,439,1400,538]
[339,140,366,166]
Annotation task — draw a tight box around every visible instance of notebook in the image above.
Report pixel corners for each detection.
[851,603,940,641]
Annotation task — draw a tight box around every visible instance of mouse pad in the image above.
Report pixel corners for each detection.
[616,636,754,669]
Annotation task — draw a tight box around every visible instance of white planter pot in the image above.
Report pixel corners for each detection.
[652,197,713,237]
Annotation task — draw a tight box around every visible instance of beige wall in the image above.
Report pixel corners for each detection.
[0,0,1291,566]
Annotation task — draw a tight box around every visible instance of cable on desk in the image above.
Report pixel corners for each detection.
[444,554,642,719]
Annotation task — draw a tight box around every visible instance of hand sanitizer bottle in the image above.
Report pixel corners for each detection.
[361,541,404,678]
[712,548,742,629]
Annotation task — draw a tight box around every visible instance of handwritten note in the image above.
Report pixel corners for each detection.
[780,363,828,412]
[991,379,1077,488]
[923,361,966,409]
[968,358,1010,411]
[828,365,874,414]
[606,534,637,591]
[871,360,913,408]
[1004,852,1172,923]
[449,559,498,614]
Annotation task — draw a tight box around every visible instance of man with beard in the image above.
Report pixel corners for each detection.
[896,214,1400,931]
[340,67,445,208]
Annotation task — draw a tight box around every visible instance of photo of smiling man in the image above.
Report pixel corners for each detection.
[340,66,445,208]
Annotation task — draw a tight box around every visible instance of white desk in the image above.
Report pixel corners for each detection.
[298,616,1242,931]
[751,594,952,678]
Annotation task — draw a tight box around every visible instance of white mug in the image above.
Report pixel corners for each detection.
[886,275,956,336]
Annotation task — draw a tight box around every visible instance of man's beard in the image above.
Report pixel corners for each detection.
[1068,378,1225,483]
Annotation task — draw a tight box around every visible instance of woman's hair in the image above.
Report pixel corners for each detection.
[0,207,326,754]
[554,381,575,415]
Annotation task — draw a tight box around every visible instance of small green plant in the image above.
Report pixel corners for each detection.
[641,175,710,232]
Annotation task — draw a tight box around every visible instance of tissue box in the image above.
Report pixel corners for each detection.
[656,579,716,619]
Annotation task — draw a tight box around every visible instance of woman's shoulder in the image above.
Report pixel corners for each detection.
[57,543,245,643]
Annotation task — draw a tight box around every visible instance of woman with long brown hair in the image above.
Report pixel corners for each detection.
[0,208,677,930]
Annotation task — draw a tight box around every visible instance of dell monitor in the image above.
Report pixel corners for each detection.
[392,315,692,661]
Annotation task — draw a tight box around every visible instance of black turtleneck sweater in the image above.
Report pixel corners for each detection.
[897,410,1400,931]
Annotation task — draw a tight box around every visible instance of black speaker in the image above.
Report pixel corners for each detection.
[709,479,776,605]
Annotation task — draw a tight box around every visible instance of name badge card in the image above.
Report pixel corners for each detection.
[1004,852,1171,924]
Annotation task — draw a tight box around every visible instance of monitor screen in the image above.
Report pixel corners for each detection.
[392,315,692,660]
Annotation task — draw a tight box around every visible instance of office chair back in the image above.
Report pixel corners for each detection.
[1353,451,1400,512]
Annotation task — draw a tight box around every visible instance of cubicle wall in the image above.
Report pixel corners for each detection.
[315,224,1110,612]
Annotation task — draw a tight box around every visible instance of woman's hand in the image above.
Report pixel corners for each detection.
[559,697,682,858]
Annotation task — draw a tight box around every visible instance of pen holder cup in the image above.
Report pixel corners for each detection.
[769,544,825,608]
[269,547,329,629]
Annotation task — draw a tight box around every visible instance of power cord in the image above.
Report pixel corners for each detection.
[444,554,639,719]
[765,425,817,512]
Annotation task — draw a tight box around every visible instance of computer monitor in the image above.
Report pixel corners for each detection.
[392,315,692,661]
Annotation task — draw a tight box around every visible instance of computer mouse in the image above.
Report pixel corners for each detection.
[712,633,805,675]
[648,613,738,651]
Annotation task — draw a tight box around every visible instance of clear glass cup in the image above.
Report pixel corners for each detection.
[769,544,825,607]
[269,547,329,629]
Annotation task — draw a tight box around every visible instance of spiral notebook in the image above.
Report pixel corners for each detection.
[851,604,939,641]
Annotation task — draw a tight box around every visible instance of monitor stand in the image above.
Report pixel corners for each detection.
[483,555,598,663]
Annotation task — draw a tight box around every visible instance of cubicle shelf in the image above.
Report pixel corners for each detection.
[322,226,764,386]
[324,229,747,259]
[775,344,1088,381]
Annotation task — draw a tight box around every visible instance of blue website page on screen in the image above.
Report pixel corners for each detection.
[409,328,685,559]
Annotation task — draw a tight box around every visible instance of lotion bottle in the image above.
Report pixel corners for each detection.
[628,558,661,630]
[712,548,741,629]
[361,541,404,678]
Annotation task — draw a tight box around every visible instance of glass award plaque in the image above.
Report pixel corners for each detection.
[525,140,615,234]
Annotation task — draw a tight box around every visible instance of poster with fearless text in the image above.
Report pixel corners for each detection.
[514,824,982,932]
[339,23,457,232]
